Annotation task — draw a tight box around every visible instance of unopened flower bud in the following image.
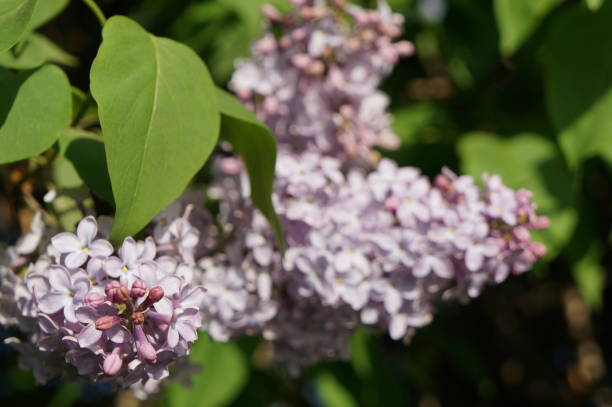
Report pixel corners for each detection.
[529,242,547,258]
[116,285,130,303]
[262,4,281,21]
[134,325,157,362]
[103,350,122,376]
[395,41,415,57]
[131,280,147,298]
[96,315,121,331]
[140,286,164,310]
[512,226,531,243]
[148,286,164,303]
[105,281,121,302]
[84,292,105,307]
[533,216,550,230]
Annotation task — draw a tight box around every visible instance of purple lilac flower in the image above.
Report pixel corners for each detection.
[230,0,414,166]
[1,216,206,395]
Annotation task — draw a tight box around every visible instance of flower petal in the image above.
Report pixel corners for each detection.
[176,321,197,342]
[104,257,124,278]
[38,292,69,314]
[49,266,71,292]
[167,325,179,347]
[89,239,113,258]
[120,237,139,267]
[52,232,82,253]
[77,323,102,348]
[65,251,88,269]
[77,216,98,246]
[159,275,181,297]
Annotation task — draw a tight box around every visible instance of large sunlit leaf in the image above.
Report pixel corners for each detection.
[91,16,220,242]
[0,65,71,164]
[458,132,577,256]
[0,33,77,70]
[216,89,285,249]
[542,1,612,169]
[166,336,248,407]
[494,0,562,55]
[0,0,38,53]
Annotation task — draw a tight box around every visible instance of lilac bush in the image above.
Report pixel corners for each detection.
[0,0,551,397]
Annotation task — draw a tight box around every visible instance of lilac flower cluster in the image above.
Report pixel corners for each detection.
[0,215,205,392]
[196,152,549,372]
[193,0,551,371]
[230,0,414,165]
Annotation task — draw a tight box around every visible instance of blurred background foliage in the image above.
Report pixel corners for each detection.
[1,0,611,406]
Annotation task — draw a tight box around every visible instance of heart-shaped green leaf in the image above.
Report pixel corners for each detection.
[91,16,220,241]
[0,65,72,164]
[217,88,285,249]
[0,0,38,53]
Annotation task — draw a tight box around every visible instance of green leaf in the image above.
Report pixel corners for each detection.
[585,0,605,11]
[90,16,220,241]
[0,33,77,70]
[542,1,612,169]
[0,65,72,164]
[58,129,114,204]
[0,0,38,53]
[572,242,605,310]
[216,89,285,249]
[29,0,69,30]
[458,132,577,256]
[494,0,562,55]
[316,371,359,407]
[165,336,248,407]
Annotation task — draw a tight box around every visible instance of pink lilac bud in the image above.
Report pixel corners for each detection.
[140,286,164,310]
[148,286,164,303]
[533,216,550,229]
[96,315,121,331]
[103,348,123,376]
[131,280,147,298]
[529,242,547,258]
[84,292,105,307]
[512,226,531,242]
[105,280,121,302]
[116,285,130,303]
[262,4,282,21]
[134,325,157,362]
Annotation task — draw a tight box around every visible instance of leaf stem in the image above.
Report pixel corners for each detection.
[81,0,107,27]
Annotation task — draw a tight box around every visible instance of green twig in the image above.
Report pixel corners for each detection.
[81,0,107,27]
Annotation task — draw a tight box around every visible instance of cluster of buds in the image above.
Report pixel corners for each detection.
[231,0,414,165]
